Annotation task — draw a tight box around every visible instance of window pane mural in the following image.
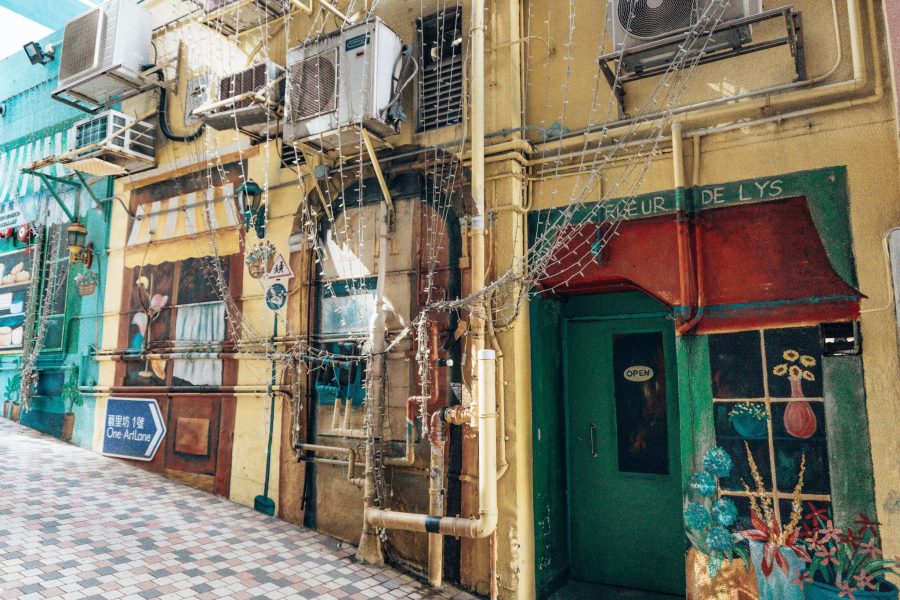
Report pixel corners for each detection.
[709,327,832,527]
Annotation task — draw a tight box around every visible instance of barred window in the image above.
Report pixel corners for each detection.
[417,7,464,132]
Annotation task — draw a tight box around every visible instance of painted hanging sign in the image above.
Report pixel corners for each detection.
[101,397,167,461]
[263,253,293,280]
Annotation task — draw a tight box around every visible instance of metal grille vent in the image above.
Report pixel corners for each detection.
[418,7,464,132]
[59,8,104,81]
[219,63,268,110]
[74,116,109,149]
[617,0,694,39]
[289,52,337,121]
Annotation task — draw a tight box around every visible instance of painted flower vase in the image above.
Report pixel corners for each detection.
[731,413,768,439]
[784,377,817,439]
[804,581,899,600]
[748,540,804,600]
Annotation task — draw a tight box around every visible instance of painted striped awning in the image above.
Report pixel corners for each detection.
[0,130,70,205]
[126,182,241,246]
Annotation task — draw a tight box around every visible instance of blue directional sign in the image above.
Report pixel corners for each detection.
[101,397,167,461]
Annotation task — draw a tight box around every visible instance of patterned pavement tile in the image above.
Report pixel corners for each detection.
[0,419,476,599]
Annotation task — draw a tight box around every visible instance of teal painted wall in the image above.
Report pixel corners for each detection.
[0,22,112,449]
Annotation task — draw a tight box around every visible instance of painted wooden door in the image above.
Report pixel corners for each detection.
[566,317,685,594]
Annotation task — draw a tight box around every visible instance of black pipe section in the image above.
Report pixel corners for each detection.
[149,69,205,143]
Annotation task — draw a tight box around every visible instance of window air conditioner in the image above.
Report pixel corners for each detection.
[284,18,404,153]
[200,61,285,138]
[195,0,289,36]
[65,110,157,177]
[608,0,763,73]
[55,0,152,109]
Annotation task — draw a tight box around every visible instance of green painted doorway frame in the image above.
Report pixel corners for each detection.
[530,291,717,598]
[563,313,683,593]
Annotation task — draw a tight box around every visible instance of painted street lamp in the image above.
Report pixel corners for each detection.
[66,221,93,268]
[237,179,266,239]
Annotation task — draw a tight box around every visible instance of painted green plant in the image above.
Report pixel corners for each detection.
[684,446,751,578]
[5,373,20,404]
[729,402,769,421]
[62,370,82,415]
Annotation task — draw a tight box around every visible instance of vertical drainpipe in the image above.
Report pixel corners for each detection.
[356,201,389,564]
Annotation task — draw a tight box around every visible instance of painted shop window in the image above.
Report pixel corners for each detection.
[123,256,230,387]
[709,327,831,526]
[0,246,33,351]
[612,331,669,475]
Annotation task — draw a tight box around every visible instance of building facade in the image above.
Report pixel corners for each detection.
[2,0,899,599]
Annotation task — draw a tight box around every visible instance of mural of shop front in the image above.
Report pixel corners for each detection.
[108,163,245,494]
[287,171,467,580]
[0,127,112,448]
[530,166,878,598]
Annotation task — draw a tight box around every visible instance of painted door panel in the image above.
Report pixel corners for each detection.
[566,318,684,594]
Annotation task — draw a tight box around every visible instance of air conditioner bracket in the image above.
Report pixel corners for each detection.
[599,5,806,117]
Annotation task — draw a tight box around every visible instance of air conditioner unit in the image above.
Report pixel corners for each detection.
[195,0,289,36]
[55,0,152,110]
[608,0,763,73]
[284,18,404,153]
[200,61,285,138]
[65,110,157,177]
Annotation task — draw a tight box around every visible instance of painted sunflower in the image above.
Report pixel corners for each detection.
[800,355,816,367]
[783,349,800,362]
[772,363,788,376]
[789,365,803,378]
[802,370,815,381]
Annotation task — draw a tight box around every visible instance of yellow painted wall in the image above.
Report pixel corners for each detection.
[83,0,900,598]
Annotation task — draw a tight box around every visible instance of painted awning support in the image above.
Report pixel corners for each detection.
[73,171,104,212]
[20,168,78,223]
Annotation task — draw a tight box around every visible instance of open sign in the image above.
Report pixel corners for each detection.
[623,366,654,382]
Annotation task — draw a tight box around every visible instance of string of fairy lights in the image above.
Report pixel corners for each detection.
[10,0,738,535]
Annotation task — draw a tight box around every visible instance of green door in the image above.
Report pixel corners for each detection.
[565,317,685,594]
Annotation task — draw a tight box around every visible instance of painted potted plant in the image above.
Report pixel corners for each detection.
[771,349,818,438]
[74,270,99,297]
[685,447,759,599]
[60,370,81,442]
[5,374,20,422]
[795,508,899,600]
[729,402,769,439]
[739,442,810,600]
[245,240,276,279]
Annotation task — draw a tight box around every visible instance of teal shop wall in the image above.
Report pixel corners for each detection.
[4,179,112,448]
[0,17,113,448]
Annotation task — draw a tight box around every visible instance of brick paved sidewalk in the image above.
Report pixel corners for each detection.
[0,419,476,600]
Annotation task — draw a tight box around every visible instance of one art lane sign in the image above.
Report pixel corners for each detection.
[102,397,167,461]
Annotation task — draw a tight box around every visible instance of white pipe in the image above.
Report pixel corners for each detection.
[365,350,498,538]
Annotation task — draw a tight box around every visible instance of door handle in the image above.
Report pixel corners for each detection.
[589,422,598,458]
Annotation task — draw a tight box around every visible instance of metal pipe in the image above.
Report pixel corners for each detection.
[365,350,498,539]
[294,443,363,487]
[356,201,389,565]
[77,385,292,398]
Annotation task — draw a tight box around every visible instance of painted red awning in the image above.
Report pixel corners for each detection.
[537,197,862,333]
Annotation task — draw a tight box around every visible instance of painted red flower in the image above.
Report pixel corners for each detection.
[855,514,881,537]
[805,502,828,523]
[837,581,858,600]
[816,545,839,566]
[853,570,876,591]
[791,568,813,590]
[859,540,883,560]
[818,520,844,544]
